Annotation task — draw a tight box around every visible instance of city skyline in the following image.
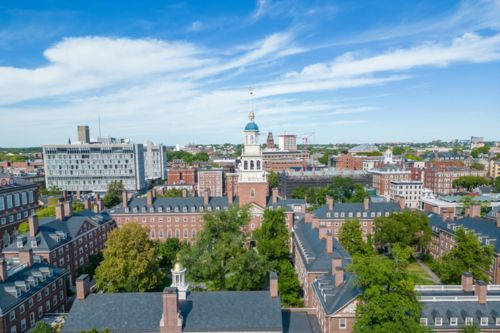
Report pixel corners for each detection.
[1,0,500,147]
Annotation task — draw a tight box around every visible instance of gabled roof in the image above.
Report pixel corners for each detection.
[313,202,401,219]
[3,210,113,253]
[0,263,67,314]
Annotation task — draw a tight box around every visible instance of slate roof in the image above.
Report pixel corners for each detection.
[2,210,113,253]
[110,196,232,214]
[313,202,401,219]
[281,310,321,333]
[63,291,284,333]
[0,263,67,315]
[428,213,500,252]
[267,197,305,212]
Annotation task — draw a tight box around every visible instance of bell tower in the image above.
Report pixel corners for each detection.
[238,89,268,208]
[171,254,189,300]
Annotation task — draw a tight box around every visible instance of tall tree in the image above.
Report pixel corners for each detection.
[253,208,290,266]
[95,223,164,292]
[30,321,55,333]
[329,176,356,201]
[339,219,372,256]
[102,181,124,208]
[374,211,431,253]
[436,226,494,283]
[181,206,255,290]
[155,237,184,267]
[277,260,303,307]
[452,176,490,192]
[494,177,500,193]
[268,170,280,189]
[350,255,424,333]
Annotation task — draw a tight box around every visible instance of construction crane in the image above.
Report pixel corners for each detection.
[298,132,315,171]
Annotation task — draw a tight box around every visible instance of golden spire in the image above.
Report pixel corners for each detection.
[248,86,255,122]
[173,253,183,272]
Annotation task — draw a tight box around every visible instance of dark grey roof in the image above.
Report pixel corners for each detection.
[63,291,283,333]
[281,310,321,333]
[2,210,113,253]
[312,272,361,315]
[313,202,401,219]
[267,198,305,212]
[428,213,500,252]
[420,300,500,328]
[110,196,233,214]
[0,264,67,314]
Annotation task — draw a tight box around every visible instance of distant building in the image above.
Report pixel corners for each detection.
[77,125,90,144]
[167,168,196,186]
[334,153,381,171]
[471,136,485,149]
[197,169,224,197]
[368,166,411,198]
[389,180,423,209]
[489,159,500,178]
[348,144,378,153]
[421,194,500,219]
[266,132,275,149]
[0,258,68,333]
[144,142,167,181]
[0,176,39,249]
[262,150,306,171]
[424,166,487,195]
[278,134,297,152]
[225,172,239,197]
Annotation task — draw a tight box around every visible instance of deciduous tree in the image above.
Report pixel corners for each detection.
[95,223,163,292]
[102,181,124,208]
[339,219,372,256]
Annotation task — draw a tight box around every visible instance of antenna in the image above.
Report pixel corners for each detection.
[98,114,102,138]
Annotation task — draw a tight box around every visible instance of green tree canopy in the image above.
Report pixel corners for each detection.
[95,223,164,292]
[452,176,490,192]
[157,188,183,198]
[471,145,490,158]
[470,162,485,171]
[268,170,279,189]
[253,208,290,265]
[435,226,495,283]
[167,150,210,164]
[39,186,62,196]
[102,181,124,208]
[350,255,424,333]
[495,177,500,193]
[339,219,372,256]
[373,211,431,253]
[29,321,55,333]
[155,237,185,267]
[18,221,30,234]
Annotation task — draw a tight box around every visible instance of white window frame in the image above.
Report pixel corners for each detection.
[339,318,347,329]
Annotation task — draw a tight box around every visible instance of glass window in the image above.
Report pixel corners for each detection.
[450,317,458,326]
[339,318,347,329]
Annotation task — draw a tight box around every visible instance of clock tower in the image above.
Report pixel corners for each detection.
[238,111,268,208]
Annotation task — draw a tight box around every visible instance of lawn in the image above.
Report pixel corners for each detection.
[407,261,436,285]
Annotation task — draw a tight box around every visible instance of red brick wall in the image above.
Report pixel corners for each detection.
[238,182,268,208]
[167,169,196,185]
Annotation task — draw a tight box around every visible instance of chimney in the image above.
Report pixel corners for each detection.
[398,196,406,210]
[181,188,188,198]
[203,189,210,205]
[64,201,73,218]
[96,199,104,213]
[62,191,68,201]
[326,196,334,210]
[332,256,342,275]
[160,287,181,333]
[76,274,90,300]
[0,258,8,282]
[227,188,233,205]
[19,249,33,267]
[84,198,91,210]
[496,211,500,228]
[147,191,154,207]
[326,235,333,254]
[475,280,487,304]
[122,191,128,208]
[55,204,64,220]
[461,272,473,292]
[335,267,344,288]
[28,215,39,238]
[76,190,81,200]
[363,197,370,211]
[272,188,279,205]
[469,204,481,218]
[270,272,279,298]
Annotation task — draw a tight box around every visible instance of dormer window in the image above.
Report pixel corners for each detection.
[326,212,331,218]
[191,207,196,212]
[166,207,171,212]
[183,207,187,212]
[216,206,220,211]
[496,317,500,326]
[132,207,137,213]
[124,207,129,213]
[199,207,204,212]
[371,212,375,217]
[141,207,146,213]
[31,240,38,248]
[334,212,339,218]
[207,206,212,211]
[481,317,488,326]
[435,317,442,327]
[340,212,345,217]
[174,207,179,212]
[17,239,24,248]
[420,318,427,326]
[348,212,353,217]
[362,212,367,217]
[465,317,473,326]
[150,207,155,213]
[158,207,163,213]
[450,317,458,326]
[385,212,390,217]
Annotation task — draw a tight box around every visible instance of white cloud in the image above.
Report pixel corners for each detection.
[189,21,204,32]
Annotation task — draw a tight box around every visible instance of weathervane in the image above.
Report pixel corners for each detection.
[248,86,255,121]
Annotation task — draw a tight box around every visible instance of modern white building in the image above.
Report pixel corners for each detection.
[43,141,146,194]
[390,180,423,209]
[278,134,297,152]
[144,141,167,181]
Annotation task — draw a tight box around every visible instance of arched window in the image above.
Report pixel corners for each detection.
[250,160,255,170]
[256,160,261,170]
[250,188,256,198]
[250,135,255,144]
[244,160,248,170]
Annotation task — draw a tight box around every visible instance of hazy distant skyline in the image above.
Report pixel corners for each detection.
[1,0,499,147]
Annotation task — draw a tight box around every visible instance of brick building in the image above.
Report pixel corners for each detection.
[368,166,411,198]
[424,166,487,195]
[2,204,115,285]
[166,168,196,186]
[224,173,239,197]
[262,150,306,172]
[309,197,402,239]
[333,153,379,171]
[197,169,224,197]
[0,256,68,333]
[0,176,39,249]
[428,212,500,284]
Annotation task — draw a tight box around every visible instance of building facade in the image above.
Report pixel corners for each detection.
[197,169,224,197]
[278,134,297,152]
[166,168,196,186]
[0,258,68,333]
[144,142,167,181]
[389,180,423,209]
[369,166,411,198]
[2,206,116,285]
[424,167,487,195]
[0,176,39,249]
[43,143,146,194]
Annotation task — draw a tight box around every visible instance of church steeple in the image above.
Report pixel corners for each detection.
[171,254,189,300]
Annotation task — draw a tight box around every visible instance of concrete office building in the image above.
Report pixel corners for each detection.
[77,126,90,144]
[278,134,297,152]
[144,142,167,181]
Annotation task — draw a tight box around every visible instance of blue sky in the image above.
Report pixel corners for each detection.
[0,0,499,147]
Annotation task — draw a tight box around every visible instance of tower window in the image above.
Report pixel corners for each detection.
[250,160,254,170]
[250,188,256,198]
[257,160,261,170]
[244,161,248,170]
